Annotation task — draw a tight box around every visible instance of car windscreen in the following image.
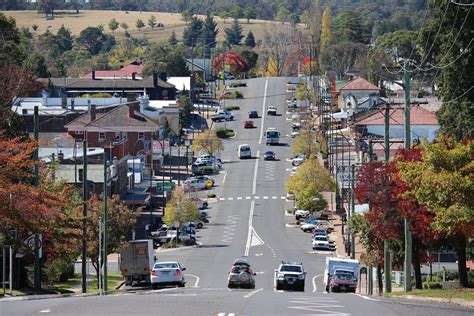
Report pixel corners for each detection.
[280,265,302,273]
[154,263,178,269]
[335,273,354,280]
[240,147,250,152]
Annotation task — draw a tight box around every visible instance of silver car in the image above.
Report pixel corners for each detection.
[150,261,186,289]
[227,261,256,289]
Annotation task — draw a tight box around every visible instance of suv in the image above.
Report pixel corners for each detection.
[267,106,277,116]
[274,261,306,291]
[227,259,256,289]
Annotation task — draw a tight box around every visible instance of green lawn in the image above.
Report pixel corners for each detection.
[85,273,123,294]
[388,288,474,301]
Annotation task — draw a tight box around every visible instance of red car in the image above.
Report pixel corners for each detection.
[244,121,254,128]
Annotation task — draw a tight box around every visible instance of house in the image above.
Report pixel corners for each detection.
[185,58,213,82]
[338,77,381,112]
[42,72,176,101]
[82,61,145,80]
[65,102,161,159]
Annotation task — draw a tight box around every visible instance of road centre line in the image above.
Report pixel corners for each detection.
[258,79,269,145]
[184,274,200,288]
[222,171,227,184]
[244,287,263,298]
[237,197,242,200]
[244,201,256,257]
[246,196,251,200]
[312,274,322,293]
[263,196,269,199]
[252,150,260,195]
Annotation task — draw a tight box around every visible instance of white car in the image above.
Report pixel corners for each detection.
[292,155,306,166]
[295,210,310,219]
[150,261,186,289]
[195,155,222,168]
[183,179,207,191]
[312,235,336,251]
[290,131,301,138]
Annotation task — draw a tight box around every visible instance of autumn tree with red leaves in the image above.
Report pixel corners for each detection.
[212,51,249,75]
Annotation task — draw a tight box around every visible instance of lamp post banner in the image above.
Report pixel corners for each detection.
[152,140,171,158]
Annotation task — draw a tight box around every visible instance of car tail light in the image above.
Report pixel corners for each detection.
[144,268,149,272]
[151,270,157,276]
[123,268,128,273]
[174,270,181,276]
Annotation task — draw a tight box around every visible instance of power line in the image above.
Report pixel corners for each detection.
[440,86,474,104]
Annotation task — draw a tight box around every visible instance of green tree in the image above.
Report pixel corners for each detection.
[136,18,145,31]
[182,16,203,47]
[181,10,193,24]
[229,4,243,20]
[291,131,322,158]
[398,137,474,287]
[286,158,335,196]
[243,7,256,24]
[199,14,218,57]
[163,188,200,228]
[224,18,243,46]
[168,31,178,47]
[220,11,230,23]
[320,7,331,57]
[120,22,129,32]
[276,5,290,23]
[376,30,420,63]
[148,15,157,29]
[244,31,256,48]
[56,25,73,53]
[177,92,192,130]
[108,18,119,33]
[192,130,224,156]
[76,26,109,55]
[299,11,310,28]
[85,193,137,282]
[332,10,368,44]
[240,49,258,69]
[296,187,328,213]
[0,13,25,67]
[420,0,474,140]
[320,41,366,78]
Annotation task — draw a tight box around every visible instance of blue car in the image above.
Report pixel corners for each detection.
[263,151,276,160]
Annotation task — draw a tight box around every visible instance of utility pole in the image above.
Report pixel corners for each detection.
[103,152,108,292]
[33,106,41,292]
[368,140,374,295]
[384,104,392,293]
[350,164,356,260]
[82,140,88,293]
[403,62,412,292]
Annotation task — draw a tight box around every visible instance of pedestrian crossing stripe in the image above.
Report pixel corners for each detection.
[215,196,287,201]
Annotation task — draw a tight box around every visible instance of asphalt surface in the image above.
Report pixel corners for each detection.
[1,78,472,316]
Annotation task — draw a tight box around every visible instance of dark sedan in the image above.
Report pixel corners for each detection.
[248,110,259,118]
[263,151,276,160]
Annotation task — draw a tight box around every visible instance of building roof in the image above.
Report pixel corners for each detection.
[82,62,145,79]
[356,106,439,126]
[65,103,159,130]
[339,77,380,91]
[44,76,175,89]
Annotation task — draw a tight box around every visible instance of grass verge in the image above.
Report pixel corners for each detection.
[387,288,474,301]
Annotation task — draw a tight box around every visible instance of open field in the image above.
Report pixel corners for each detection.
[2,10,304,44]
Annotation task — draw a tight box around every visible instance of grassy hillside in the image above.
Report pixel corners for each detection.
[2,10,302,44]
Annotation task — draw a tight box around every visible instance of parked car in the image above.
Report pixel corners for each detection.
[189,176,215,188]
[301,220,320,232]
[286,192,295,200]
[185,220,205,229]
[150,261,186,289]
[312,235,336,251]
[263,151,276,160]
[244,120,254,128]
[292,155,306,166]
[211,110,233,122]
[274,261,306,291]
[295,209,310,220]
[248,110,259,118]
[183,178,207,191]
[191,162,219,175]
[227,259,256,289]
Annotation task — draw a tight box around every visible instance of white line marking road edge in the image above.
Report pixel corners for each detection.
[252,151,260,195]
[184,274,200,288]
[222,171,227,184]
[353,293,381,301]
[312,274,322,293]
[244,288,263,298]
[244,201,255,257]
[258,79,269,145]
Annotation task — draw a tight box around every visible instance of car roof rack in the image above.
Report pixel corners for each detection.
[281,261,303,265]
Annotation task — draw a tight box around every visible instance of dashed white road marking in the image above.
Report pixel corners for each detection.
[244,288,263,298]
[39,310,51,313]
[237,197,242,200]
[263,196,269,200]
[222,171,228,184]
[246,196,251,200]
[228,197,234,201]
[219,197,225,201]
[272,196,277,199]
[280,196,286,200]
[352,293,381,301]
[255,196,260,199]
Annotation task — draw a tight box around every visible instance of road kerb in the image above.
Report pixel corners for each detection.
[392,294,474,308]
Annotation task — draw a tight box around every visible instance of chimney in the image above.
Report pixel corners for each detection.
[153,72,158,87]
[128,104,135,118]
[132,72,137,80]
[159,72,167,82]
[90,104,97,121]
[92,70,96,80]
[71,98,75,111]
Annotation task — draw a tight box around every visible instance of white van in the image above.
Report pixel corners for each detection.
[238,144,252,159]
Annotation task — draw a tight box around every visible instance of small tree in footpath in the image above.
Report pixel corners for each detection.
[291,131,321,159]
[192,130,224,156]
[286,158,335,196]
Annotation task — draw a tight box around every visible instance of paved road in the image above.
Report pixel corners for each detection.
[1,78,472,316]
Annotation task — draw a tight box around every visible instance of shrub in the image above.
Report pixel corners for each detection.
[224,105,240,111]
[43,258,75,285]
[423,281,443,289]
[436,270,459,281]
[468,270,474,287]
[224,91,243,99]
[215,128,235,139]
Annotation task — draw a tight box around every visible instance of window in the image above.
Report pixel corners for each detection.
[99,132,106,141]
[75,131,84,135]
[138,132,145,140]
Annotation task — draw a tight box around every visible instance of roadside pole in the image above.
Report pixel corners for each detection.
[98,216,102,294]
[103,152,108,292]
[403,62,412,292]
[384,104,392,293]
[350,164,356,260]
[2,246,5,294]
[368,140,374,295]
[33,106,41,292]
[82,140,88,293]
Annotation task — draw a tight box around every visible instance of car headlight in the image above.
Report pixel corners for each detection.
[277,273,285,280]
[298,274,305,280]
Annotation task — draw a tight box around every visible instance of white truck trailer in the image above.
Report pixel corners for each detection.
[120,239,155,286]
